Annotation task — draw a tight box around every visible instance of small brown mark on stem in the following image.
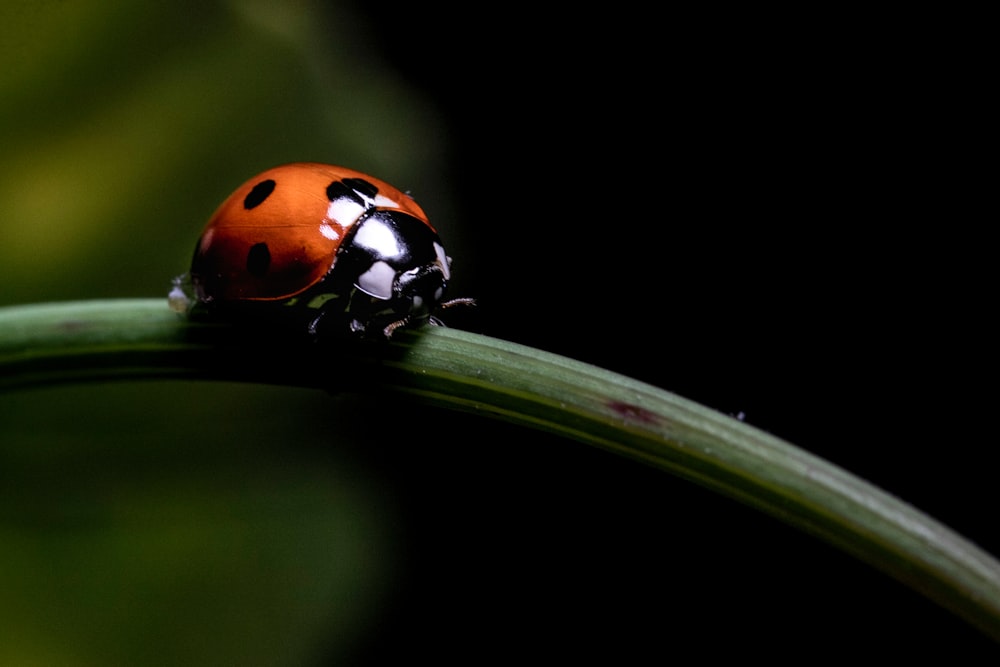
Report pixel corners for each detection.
[607,400,659,425]
[59,319,90,333]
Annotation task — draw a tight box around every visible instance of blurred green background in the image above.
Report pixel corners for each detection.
[0,2,452,663]
[2,1,995,663]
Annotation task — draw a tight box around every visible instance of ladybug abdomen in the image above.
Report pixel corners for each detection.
[191,224,337,300]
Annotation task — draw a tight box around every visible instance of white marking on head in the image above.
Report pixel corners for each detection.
[356,261,396,299]
[327,198,366,227]
[434,242,450,280]
[373,194,399,208]
[354,219,401,257]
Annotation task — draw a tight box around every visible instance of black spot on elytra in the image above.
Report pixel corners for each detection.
[244,179,276,209]
[246,242,271,277]
[326,177,378,203]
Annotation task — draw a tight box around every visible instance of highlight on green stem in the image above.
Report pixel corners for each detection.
[2,298,1000,642]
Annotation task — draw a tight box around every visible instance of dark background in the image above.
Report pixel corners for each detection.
[1,2,992,662]
[345,3,996,661]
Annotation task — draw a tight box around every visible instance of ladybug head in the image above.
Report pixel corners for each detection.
[335,209,451,334]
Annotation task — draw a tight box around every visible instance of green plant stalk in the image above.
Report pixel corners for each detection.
[2,298,1000,640]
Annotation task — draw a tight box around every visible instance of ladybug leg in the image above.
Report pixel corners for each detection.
[383,315,413,338]
[384,298,477,337]
[306,311,325,338]
[307,305,349,339]
[426,297,476,330]
[438,297,477,311]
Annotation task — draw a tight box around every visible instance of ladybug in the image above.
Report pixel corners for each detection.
[169,162,471,338]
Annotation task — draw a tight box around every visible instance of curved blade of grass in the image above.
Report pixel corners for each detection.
[2,298,999,640]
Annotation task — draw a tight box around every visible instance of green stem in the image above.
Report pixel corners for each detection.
[3,298,1000,640]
